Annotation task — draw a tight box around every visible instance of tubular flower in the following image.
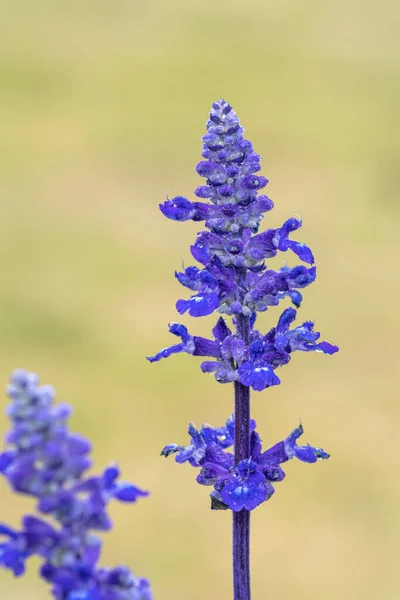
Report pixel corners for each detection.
[148,308,337,391]
[161,416,329,512]
[149,99,338,391]
[0,369,152,600]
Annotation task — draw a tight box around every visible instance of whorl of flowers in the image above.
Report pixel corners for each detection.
[161,416,329,511]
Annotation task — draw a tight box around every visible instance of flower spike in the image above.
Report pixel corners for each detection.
[150,99,338,600]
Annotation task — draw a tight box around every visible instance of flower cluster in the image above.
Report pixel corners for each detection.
[148,307,337,391]
[0,369,152,600]
[160,99,316,318]
[149,99,337,389]
[162,416,329,511]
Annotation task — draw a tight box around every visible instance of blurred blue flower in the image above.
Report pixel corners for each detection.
[0,369,152,600]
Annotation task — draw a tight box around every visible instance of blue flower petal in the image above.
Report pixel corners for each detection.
[212,317,231,342]
[0,543,27,576]
[238,361,280,391]
[293,445,330,463]
[250,431,262,460]
[102,466,120,489]
[114,483,149,502]
[176,292,219,317]
[284,423,330,464]
[0,524,17,539]
[276,307,297,334]
[317,341,339,354]
[190,243,211,266]
[0,451,15,473]
[221,470,271,511]
[147,323,196,362]
[146,343,184,363]
[200,361,219,374]
[287,290,303,308]
[196,463,229,486]
[159,196,195,221]
[195,185,213,198]
[258,441,288,466]
[161,444,181,457]
[286,240,314,264]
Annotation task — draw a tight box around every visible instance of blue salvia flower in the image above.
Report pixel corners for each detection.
[148,308,337,391]
[148,99,338,391]
[0,369,153,600]
[161,416,329,512]
[149,99,338,600]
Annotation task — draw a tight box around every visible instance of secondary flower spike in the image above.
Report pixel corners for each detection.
[149,99,338,391]
[0,369,153,600]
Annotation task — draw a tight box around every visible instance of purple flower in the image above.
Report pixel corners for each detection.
[146,322,220,365]
[220,460,274,511]
[149,308,337,391]
[156,100,317,322]
[161,423,207,466]
[150,99,338,389]
[152,99,337,599]
[161,416,329,511]
[0,370,152,600]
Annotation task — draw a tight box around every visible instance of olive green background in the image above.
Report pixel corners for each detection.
[0,2,399,599]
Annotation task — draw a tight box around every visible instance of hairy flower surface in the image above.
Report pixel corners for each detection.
[149,100,338,389]
[0,369,152,600]
[161,416,329,511]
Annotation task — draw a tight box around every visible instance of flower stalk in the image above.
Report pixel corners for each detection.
[233,313,251,599]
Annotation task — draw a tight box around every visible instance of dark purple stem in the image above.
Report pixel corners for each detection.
[233,314,251,600]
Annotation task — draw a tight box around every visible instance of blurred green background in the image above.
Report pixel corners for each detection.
[0,1,399,599]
